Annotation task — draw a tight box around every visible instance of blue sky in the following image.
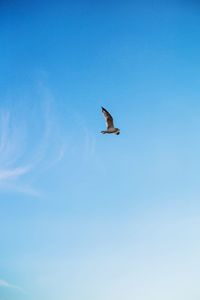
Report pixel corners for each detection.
[1,0,200,299]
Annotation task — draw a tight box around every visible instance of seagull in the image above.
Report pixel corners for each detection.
[101,107,120,135]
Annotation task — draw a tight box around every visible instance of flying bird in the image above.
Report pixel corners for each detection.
[101,107,120,135]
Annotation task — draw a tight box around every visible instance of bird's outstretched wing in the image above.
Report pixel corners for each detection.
[101,107,114,129]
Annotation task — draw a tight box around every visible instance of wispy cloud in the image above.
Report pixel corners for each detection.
[0,166,31,181]
[0,279,24,293]
[0,84,67,196]
[70,111,107,175]
[72,112,96,162]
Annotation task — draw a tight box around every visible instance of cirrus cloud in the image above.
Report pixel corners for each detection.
[0,278,24,293]
[0,88,67,197]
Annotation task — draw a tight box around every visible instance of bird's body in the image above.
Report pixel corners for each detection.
[101,107,120,135]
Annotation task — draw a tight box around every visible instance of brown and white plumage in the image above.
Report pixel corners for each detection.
[101,107,120,135]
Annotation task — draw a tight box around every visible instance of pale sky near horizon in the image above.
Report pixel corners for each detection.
[1,1,200,299]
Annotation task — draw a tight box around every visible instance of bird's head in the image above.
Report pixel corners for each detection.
[115,129,120,135]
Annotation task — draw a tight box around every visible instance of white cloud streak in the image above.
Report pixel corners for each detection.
[0,166,30,181]
[0,279,23,293]
[0,87,66,196]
